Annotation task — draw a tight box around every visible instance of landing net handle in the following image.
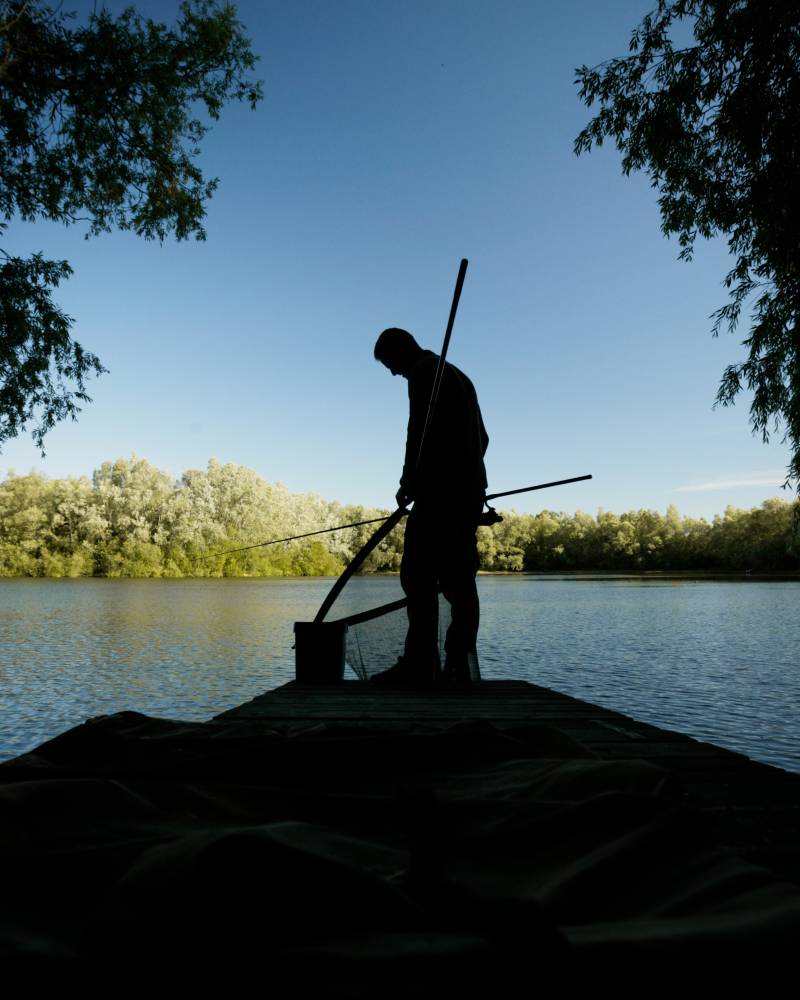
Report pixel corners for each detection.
[312,258,469,627]
[413,258,468,481]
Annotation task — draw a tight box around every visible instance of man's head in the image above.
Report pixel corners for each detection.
[374,327,423,377]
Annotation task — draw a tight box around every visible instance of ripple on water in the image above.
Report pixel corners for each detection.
[0,576,798,772]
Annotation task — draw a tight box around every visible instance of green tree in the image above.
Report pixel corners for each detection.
[0,1,262,449]
[1,459,798,576]
[575,1,800,486]
[0,470,49,573]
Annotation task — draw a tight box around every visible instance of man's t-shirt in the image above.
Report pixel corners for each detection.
[400,351,488,507]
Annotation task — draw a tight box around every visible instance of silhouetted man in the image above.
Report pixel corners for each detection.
[370,327,488,686]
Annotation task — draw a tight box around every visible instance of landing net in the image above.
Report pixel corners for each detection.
[326,581,450,680]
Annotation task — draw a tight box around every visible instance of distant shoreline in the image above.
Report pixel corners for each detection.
[478,569,800,580]
[2,570,799,582]
[3,461,798,578]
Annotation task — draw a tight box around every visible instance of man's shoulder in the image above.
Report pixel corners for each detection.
[409,353,479,398]
[413,354,473,380]
[408,351,438,384]
[413,350,438,370]
[445,360,477,393]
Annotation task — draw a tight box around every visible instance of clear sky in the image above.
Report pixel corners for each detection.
[1,0,792,520]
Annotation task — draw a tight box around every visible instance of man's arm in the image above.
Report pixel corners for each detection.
[398,360,435,504]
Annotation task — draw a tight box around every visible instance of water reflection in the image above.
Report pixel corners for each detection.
[478,576,800,772]
[1,576,798,772]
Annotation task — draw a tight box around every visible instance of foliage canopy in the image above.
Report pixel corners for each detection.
[574,0,800,486]
[0,1,262,449]
[0,456,796,577]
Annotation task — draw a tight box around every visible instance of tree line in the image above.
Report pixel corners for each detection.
[0,457,797,578]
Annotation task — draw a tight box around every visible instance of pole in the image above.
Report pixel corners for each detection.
[202,474,593,561]
[413,258,469,478]
[486,474,592,502]
[198,514,391,561]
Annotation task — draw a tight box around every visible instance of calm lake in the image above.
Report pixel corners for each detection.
[1,576,798,772]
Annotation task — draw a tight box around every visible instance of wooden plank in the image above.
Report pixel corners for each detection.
[213,681,800,795]
[216,681,633,723]
[209,677,800,887]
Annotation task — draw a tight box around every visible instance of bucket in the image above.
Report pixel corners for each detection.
[294,621,348,683]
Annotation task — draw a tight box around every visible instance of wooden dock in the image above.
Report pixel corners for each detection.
[4,678,800,979]
[217,679,800,883]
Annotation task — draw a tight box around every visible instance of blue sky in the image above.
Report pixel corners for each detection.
[1,0,792,520]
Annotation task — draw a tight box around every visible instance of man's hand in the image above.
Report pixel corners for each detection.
[395,488,412,508]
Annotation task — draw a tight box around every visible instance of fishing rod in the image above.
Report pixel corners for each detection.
[479,474,592,525]
[197,514,390,561]
[486,474,592,502]
[202,473,592,561]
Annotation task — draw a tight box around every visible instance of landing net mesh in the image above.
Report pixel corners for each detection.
[327,580,450,680]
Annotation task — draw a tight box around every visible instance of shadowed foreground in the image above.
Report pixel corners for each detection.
[2,681,799,987]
